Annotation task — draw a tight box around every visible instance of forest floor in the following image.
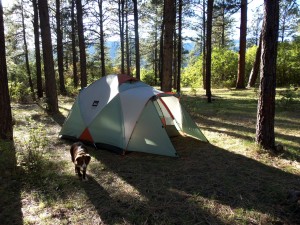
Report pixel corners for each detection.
[1,88,300,225]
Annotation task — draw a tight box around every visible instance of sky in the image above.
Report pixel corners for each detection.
[1,0,299,41]
[0,0,267,17]
[2,0,11,8]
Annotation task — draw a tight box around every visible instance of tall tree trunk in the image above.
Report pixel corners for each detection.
[173,30,177,89]
[98,0,105,77]
[56,0,67,95]
[76,0,87,88]
[161,0,175,92]
[205,0,213,103]
[236,0,247,89]
[32,0,43,98]
[159,12,164,88]
[71,0,78,87]
[21,0,35,101]
[247,33,262,87]
[65,50,69,71]
[133,0,140,79]
[118,0,125,74]
[0,0,13,140]
[202,0,206,89]
[38,0,59,113]
[256,0,279,151]
[176,0,182,93]
[221,0,225,48]
[154,12,158,85]
[125,0,130,75]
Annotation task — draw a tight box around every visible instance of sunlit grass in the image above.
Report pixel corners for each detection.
[2,88,299,224]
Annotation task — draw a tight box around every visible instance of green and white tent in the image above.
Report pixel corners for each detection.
[59,74,208,157]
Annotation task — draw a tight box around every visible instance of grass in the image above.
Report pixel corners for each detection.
[0,88,299,225]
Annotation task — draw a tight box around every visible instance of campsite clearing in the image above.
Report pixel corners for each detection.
[1,88,299,225]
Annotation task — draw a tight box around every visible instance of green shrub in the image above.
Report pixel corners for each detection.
[18,124,49,172]
[277,40,300,86]
[9,82,32,103]
[182,48,239,88]
[181,57,202,88]
[140,68,156,86]
[211,48,238,87]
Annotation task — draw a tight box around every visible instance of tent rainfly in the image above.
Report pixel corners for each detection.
[59,74,208,157]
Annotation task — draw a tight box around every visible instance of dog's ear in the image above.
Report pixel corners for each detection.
[75,156,83,165]
[85,154,91,164]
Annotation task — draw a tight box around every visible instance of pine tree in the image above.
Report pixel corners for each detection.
[0,0,13,140]
[38,0,59,113]
[76,0,87,88]
[206,0,214,103]
[161,0,176,92]
[256,0,279,151]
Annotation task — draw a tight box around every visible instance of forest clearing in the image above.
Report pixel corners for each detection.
[1,88,299,225]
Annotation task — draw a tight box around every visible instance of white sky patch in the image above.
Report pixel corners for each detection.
[2,0,14,8]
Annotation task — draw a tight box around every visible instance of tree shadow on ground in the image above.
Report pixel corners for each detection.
[90,137,300,224]
[85,148,227,224]
[183,96,300,162]
[50,111,66,126]
[199,119,300,162]
[0,141,23,225]
[35,102,67,126]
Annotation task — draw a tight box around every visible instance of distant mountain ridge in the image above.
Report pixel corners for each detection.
[88,41,196,62]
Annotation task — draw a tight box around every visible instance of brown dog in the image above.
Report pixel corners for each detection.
[70,142,91,181]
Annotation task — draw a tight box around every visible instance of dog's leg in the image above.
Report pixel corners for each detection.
[76,166,82,178]
[82,169,88,181]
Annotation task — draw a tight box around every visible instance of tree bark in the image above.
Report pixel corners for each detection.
[161,0,175,92]
[76,0,87,88]
[118,0,125,74]
[32,0,43,98]
[71,0,78,87]
[133,0,140,79]
[38,0,59,113]
[173,30,177,89]
[125,0,130,75]
[98,0,105,77]
[247,33,262,88]
[256,0,279,151]
[154,11,158,85]
[202,0,206,89]
[0,0,13,140]
[205,0,214,103]
[56,0,67,95]
[236,0,247,89]
[21,0,35,101]
[159,12,164,87]
[176,0,182,93]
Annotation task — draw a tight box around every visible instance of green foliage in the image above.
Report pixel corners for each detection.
[211,48,238,87]
[181,57,202,88]
[277,40,300,86]
[245,45,258,78]
[182,37,300,89]
[140,68,156,86]
[9,81,32,103]
[18,124,49,173]
[182,48,239,88]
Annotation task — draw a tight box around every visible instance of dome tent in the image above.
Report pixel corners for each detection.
[59,74,208,157]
